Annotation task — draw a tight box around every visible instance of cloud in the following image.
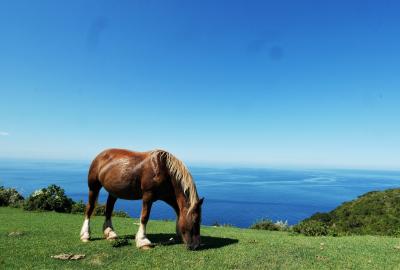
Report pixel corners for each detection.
[0,131,9,136]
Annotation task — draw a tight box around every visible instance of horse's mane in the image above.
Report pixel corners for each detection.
[150,149,199,213]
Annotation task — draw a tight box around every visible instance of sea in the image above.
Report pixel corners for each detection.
[1,159,400,228]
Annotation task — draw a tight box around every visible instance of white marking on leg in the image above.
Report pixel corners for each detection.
[80,218,90,242]
[135,223,151,248]
[103,219,118,240]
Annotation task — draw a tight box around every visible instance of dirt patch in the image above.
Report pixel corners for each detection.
[89,253,109,266]
[51,254,85,260]
[8,231,25,237]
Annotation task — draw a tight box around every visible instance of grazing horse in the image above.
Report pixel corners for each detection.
[79,148,204,250]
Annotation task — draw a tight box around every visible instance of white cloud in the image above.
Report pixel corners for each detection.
[0,131,9,136]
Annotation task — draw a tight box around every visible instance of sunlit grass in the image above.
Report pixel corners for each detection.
[1,207,400,269]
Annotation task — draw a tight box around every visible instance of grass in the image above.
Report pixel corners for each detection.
[1,207,400,269]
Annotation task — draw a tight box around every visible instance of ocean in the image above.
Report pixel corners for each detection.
[1,159,400,228]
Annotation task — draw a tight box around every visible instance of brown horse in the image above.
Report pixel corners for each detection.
[80,148,204,250]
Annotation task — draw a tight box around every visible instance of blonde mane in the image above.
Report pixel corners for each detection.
[150,149,199,213]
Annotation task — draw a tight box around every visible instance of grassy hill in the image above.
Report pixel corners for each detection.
[2,208,400,269]
[301,188,400,236]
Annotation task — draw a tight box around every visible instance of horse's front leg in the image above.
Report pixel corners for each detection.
[162,198,181,241]
[135,198,153,248]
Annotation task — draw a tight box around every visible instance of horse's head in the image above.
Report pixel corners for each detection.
[178,197,204,250]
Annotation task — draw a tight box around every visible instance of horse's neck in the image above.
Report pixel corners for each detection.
[172,186,189,215]
[165,174,191,215]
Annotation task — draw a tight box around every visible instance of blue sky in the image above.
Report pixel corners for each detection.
[0,1,399,169]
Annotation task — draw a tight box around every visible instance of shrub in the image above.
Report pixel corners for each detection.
[90,203,129,217]
[113,210,130,218]
[212,222,234,227]
[297,188,400,237]
[70,200,129,217]
[308,212,332,223]
[58,198,131,218]
[293,220,329,236]
[71,200,86,214]
[94,203,107,216]
[274,220,290,231]
[24,184,74,213]
[0,186,24,207]
[251,219,280,231]
[250,219,290,231]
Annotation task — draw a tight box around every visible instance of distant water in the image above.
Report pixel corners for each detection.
[1,159,400,227]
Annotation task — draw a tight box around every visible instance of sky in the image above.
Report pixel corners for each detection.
[0,0,399,169]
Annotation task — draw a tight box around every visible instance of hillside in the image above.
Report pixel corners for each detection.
[304,188,400,236]
[1,208,400,269]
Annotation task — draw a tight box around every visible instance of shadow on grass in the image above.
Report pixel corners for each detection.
[91,233,238,250]
[90,234,135,241]
[149,233,239,250]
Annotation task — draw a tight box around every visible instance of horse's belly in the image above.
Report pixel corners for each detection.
[101,177,142,200]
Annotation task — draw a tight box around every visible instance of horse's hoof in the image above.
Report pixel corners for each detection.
[104,227,118,240]
[106,235,118,241]
[80,232,90,242]
[80,237,90,243]
[136,237,152,248]
[105,233,118,240]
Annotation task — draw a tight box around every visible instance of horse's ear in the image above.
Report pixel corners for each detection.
[198,197,204,205]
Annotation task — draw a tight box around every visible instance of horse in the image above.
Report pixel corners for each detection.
[79,148,204,250]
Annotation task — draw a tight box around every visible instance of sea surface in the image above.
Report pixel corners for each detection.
[1,159,400,228]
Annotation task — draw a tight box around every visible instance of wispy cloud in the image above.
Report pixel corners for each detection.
[0,131,10,136]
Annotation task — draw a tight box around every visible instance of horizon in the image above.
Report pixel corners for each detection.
[1,155,400,172]
[1,1,400,170]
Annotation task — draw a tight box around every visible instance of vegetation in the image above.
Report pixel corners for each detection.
[91,203,130,218]
[3,184,400,268]
[0,184,130,218]
[71,200,130,218]
[295,188,400,236]
[23,185,74,213]
[250,219,289,231]
[2,207,400,269]
[71,200,86,214]
[0,186,24,207]
[293,220,331,236]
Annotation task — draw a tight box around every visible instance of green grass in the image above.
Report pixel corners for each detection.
[1,207,400,269]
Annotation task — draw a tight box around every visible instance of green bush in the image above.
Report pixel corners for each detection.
[293,220,329,236]
[251,219,279,231]
[71,201,129,217]
[250,219,289,231]
[94,203,107,216]
[297,188,400,237]
[94,203,130,217]
[24,185,73,213]
[71,200,86,214]
[0,186,24,207]
[113,210,130,218]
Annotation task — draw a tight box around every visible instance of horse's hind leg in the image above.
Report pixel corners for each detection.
[103,194,118,240]
[80,179,101,242]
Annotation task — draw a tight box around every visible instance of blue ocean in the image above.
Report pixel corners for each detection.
[1,159,400,227]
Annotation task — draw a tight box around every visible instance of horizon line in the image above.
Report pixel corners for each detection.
[0,156,399,172]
